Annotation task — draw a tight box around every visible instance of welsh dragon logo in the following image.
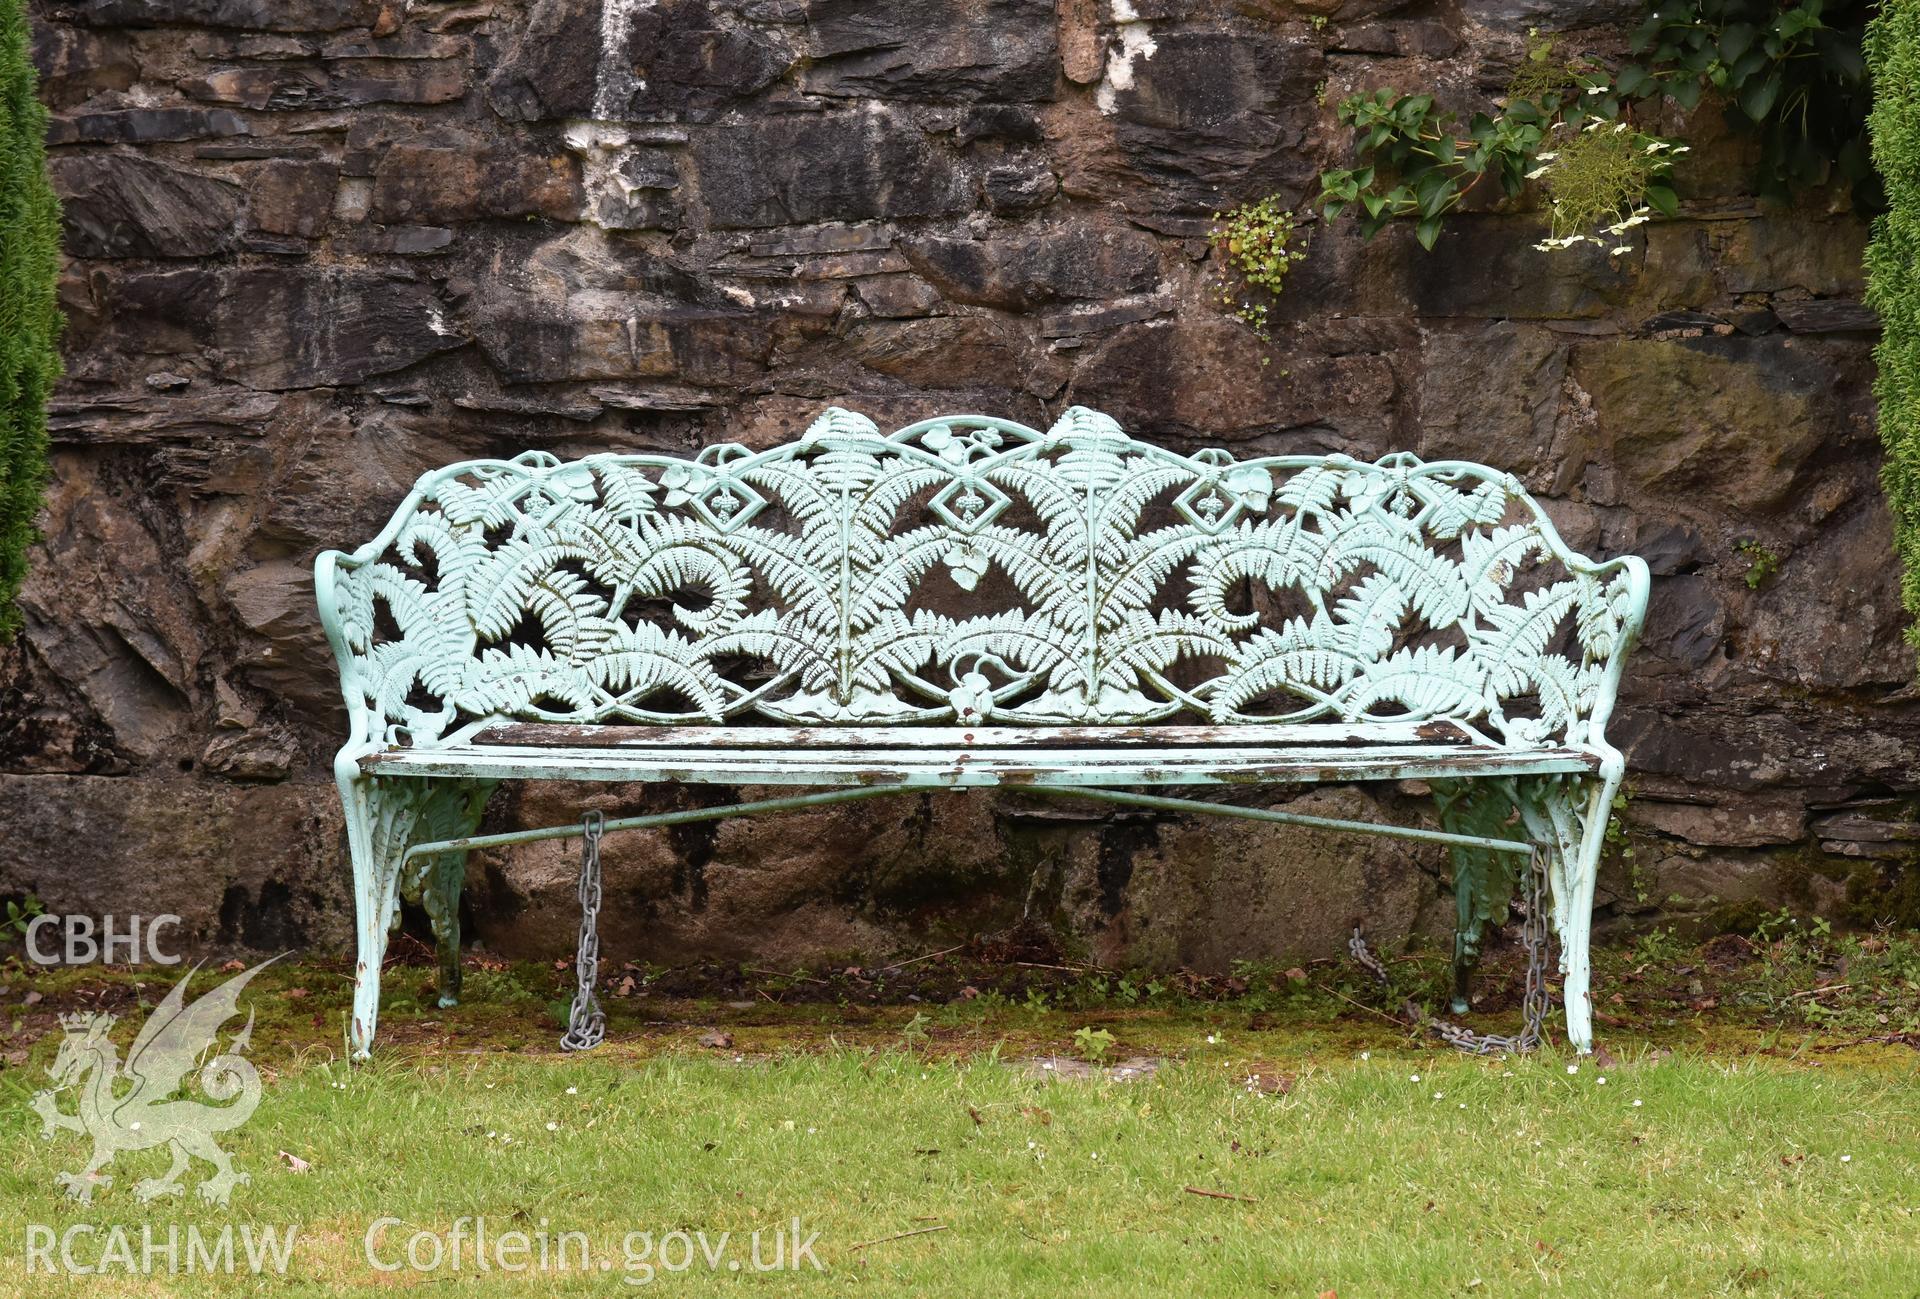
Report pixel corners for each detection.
[31,958,278,1205]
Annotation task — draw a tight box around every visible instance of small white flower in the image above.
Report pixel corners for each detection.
[1028,1141,1037,1149]
[1411,1073,1421,1083]
[1206,1034,1221,1045]
[1433,1092,1444,1100]
[782,1120,795,1131]
[1632,1100,1642,1108]
[545,1121,558,1131]
[807,1127,817,1135]
[1525,166,1550,180]
[1042,1061,1055,1071]
[1597,1077,1608,1086]
[1842,1155,1853,1163]
[565,1086,577,1095]
[1536,151,1559,161]
[1360,1051,1371,1061]
[130,1122,141,1131]
[486,1130,496,1138]
[1611,245,1632,257]
[1458,1103,1466,1110]
[1567,1064,1579,1075]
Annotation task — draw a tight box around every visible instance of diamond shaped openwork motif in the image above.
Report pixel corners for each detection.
[929,475,1011,534]
[1173,477,1244,534]
[689,475,767,533]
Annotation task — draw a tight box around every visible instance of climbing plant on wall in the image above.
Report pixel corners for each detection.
[0,0,62,641]
[1317,2,1875,250]
[1866,0,1920,646]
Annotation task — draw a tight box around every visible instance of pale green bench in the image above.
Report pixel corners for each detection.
[315,407,1647,1058]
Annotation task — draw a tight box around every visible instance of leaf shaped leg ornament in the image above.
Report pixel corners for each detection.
[338,769,495,1058]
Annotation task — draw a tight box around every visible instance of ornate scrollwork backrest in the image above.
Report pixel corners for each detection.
[315,407,1648,752]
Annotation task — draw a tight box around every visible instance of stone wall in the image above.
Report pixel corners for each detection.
[3,0,1914,970]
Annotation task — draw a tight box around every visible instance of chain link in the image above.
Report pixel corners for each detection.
[1350,845,1550,1055]
[560,810,606,1052]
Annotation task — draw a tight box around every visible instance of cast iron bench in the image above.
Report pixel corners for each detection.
[316,407,1647,1058]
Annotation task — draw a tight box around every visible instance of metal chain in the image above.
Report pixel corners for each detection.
[560,811,606,1052]
[1349,845,1550,1055]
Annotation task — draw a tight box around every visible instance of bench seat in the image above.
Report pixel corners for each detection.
[361,724,1603,786]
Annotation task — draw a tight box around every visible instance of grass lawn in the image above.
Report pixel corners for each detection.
[0,935,1917,1297]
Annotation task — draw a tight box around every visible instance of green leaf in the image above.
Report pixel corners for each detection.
[1415,215,1443,250]
[1671,78,1704,111]
[1739,72,1781,122]
[1322,199,1346,221]
[1644,184,1679,218]
[1415,170,1453,217]
[1730,47,1771,84]
[1717,22,1757,66]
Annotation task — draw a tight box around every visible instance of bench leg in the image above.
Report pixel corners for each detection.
[1512,772,1617,1055]
[1437,772,1617,1053]
[1556,773,1617,1055]
[338,767,494,1059]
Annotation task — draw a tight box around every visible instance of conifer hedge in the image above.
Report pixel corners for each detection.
[0,0,59,641]
[1868,1,1920,647]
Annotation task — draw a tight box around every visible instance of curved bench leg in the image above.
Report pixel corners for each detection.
[338,769,494,1059]
[1511,772,1616,1055]
[1556,773,1618,1056]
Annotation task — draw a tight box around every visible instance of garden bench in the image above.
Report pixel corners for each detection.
[316,407,1647,1058]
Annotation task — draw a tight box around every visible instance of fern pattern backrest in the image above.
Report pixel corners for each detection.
[315,407,1648,752]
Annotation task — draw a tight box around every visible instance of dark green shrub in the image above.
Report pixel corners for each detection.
[1867,1,1920,647]
[0,0,62,640]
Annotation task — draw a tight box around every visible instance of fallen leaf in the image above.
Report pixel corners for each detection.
[697,1029,734,1049]
[220,959,246,973]
[285,988,309,1000]
[278,1150,311,1173]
